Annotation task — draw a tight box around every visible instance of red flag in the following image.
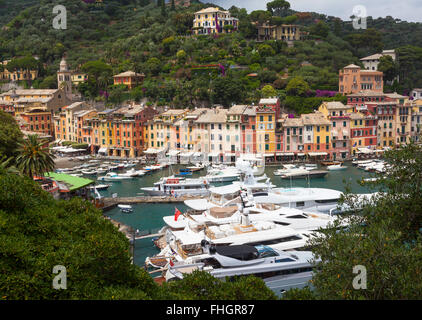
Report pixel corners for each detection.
[174,208,182,221]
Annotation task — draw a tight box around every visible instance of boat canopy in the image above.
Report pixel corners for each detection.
[98,147,108,154]
[215,245,259,261]
[209,184,241,195]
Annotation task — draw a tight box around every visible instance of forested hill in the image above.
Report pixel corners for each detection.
[1,0,421,112]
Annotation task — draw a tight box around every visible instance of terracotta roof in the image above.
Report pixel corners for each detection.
[282,117,303,127]
[360,53,383,61]
[113,71,145,78]
[227,105,247,115]
[348,91,386,97]
[196,108,228,123]
[344,64,360,69]
[301,112,331,126]
[323,101,348,110]
[259,98,279,105]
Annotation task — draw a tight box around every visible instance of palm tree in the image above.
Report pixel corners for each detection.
[0,155,20,175]
[15,135,56,178]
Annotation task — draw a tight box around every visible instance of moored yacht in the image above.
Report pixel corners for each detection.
[165,243,315,297]
[140,177,212,197]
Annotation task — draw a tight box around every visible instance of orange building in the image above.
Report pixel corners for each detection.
[113,71,145,89]
[19,109,53,136]
[339,64,383,95]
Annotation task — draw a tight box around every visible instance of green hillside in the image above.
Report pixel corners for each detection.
[1,0,421,112]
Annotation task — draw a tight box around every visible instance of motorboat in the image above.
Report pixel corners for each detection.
[98,172,133,181]
[304,163,318,170]
[81,169,97,175]
[236,155,265,176]
[120,168,140,177]
[186,163,205,172]
[274,164,306,176]
[176,168,193,177]
[118,204,133,213]
[88,184,111,190]
[327,163,347,171]
[140,177,212,197]
[164,244,315,297]
[203,168,240,183]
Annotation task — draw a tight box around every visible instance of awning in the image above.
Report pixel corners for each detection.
[98,147,108,153]
[181,152,194,157]
[297,153,306,156]
[167,150,180,156]
[208,152,220,158]
[276,152,294,156]
[263,153,275,157]
[144,148,161,154]
[308,152,328,156]
[357,147,374,154]
[225,153,236,157]
[192,152,202,157]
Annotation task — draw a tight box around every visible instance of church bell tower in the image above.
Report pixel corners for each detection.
[57,57,72,101]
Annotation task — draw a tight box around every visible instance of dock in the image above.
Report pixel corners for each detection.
[102,194,205,208]
[105,216,165,241]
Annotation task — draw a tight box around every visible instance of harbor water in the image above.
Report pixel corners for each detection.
[97,162,378,267]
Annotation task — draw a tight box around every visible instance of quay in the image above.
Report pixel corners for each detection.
[102,194,205,207]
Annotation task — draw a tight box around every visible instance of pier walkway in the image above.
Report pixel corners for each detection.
[102,194,205,207]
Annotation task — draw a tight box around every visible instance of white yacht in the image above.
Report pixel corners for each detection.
[203,169,240,182]
[165,243,315,297]
[140,177,212,197]
[149,209,310,267]
[162,203,340,234]
[327,163,347,171]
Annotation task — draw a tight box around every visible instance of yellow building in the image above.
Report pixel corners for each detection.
[193,7,239,35]
[71,73,88,86]
[256,22,306,42]
[301,112,332,157]
[143,109,188,151]
[256,105,276,156]
[350,112,366,154]
[0,60,38,81]
[113,71,145,89]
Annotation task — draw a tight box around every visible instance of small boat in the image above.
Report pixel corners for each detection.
[304,163,318,170]
[320,160,338,166]
[98,172,133,181]
[81,169,97,175]
[327,163,347,171]
[88,184,111,190]
[176,169,193,177]
[118,204,133,213]
[186,163,205,172]
[120,169,139,177]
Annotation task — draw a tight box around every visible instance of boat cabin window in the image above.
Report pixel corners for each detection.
[315,199,338,204]
[255,245,279,258]
[296,201,305,207]
[274,221,290,226]
[200,257,222,269]
[252,267,313,280]
[252,192,268,197]
[287,214,307,219]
